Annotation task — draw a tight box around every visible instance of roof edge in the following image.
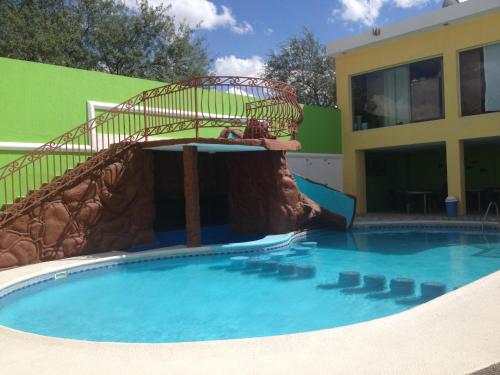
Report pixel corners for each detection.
[327,0,500,57]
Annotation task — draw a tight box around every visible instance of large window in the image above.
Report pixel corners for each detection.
[459,42,500,116]
[351,57,444,131]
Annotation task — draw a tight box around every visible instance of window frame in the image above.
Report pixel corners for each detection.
[458,40,500,118]
[350,55,445,132]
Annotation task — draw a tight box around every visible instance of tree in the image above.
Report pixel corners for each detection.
[264,29,336,107]
[0,0,210,82]
[0,0,85,67]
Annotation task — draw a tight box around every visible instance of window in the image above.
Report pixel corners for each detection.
[460,42,500,116]
[351,57,444,131]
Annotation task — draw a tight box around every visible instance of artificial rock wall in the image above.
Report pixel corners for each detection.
[152,150,344,236]
[0,145,155,270]
[225,151,343,234]
[0,146,345,270]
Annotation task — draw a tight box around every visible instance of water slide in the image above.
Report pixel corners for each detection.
[294,175,356,230]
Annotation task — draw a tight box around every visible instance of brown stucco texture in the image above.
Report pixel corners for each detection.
[225,151,344,234]
[0,143,344,270]
[0,145,155,270]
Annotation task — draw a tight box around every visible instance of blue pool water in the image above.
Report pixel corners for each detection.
[1,228,499,343]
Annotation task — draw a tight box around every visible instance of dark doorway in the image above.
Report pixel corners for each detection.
[464,138,500,213]
[153,152,186,232]
[197,153,230,228]
[365,144,447,213]
[152,151,234,246]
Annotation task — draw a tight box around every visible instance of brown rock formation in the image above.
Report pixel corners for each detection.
[225,151,345,234]
[243,119,276,139]
[0,142,345,270]
[0,145,155,270]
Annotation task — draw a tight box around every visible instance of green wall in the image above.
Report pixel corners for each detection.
[0,57,341,206]
[0,57,163,144]
[0,57,341,156]
[297,105,341,154]
[0,58,165,204]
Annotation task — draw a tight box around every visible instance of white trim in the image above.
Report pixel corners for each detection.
[327,0,500,57]
[0,98,263,153]
[287,152,343,159]
[87,100,249,122]
[86,100,251,149]
[0,142,45,152]
[0,142,89,152]
[286,152,343,190]
[0,101,123,153]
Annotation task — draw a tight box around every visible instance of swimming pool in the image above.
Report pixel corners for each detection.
[0,227,499,343]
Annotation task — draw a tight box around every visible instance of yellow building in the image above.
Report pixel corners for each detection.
[327,0,500,216]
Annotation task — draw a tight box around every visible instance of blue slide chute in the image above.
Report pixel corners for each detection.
[294,175,356,229]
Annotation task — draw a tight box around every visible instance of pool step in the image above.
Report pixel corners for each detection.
[229,254,316,279]
[262,260,279,272]
[246,257,269,269]
[299,241,317,248]
[230,256,249,268]
[269,251,290,261]
[291,245,311,255]
[228,258,447,299]
[421,282,446,299]
[296,265,316,278]
[390,278,415,296]
[363,275,386,291]
[319,272,448,301]
[278,263,296,276]
[338,271,360,287]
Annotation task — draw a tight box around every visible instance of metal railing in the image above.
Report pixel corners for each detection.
[481,201,500,232]
[0,76,303,226]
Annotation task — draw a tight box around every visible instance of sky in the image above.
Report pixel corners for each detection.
[127,0,448,76]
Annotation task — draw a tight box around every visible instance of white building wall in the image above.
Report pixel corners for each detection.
[286,152,343,191]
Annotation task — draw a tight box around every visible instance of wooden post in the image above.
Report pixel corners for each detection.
[183,146,201,247]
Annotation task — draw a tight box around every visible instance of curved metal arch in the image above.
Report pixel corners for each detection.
[0,76,304,225]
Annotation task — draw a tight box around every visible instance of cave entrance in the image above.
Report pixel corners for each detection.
[153,151,186,233]
[146,140,295,248]
[197,152,231,233]
[152,149,231,247]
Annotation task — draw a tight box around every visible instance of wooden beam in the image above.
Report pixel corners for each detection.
[183,145,201,247]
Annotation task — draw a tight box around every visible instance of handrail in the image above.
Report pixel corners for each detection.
[481,201,500,232]
[0,76,303,225]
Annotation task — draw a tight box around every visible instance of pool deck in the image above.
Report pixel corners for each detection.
[1,222,500,374]
[356,212,485,223]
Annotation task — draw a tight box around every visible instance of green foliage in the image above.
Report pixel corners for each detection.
[0,0,85,66]
[0,0,210,82]
[264,29,336,107]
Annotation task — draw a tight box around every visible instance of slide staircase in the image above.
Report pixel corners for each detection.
[0,76,303,228]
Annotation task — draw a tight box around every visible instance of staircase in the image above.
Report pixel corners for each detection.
[0,76,303,228]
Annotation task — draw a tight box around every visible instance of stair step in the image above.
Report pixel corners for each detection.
[14,196,26,203]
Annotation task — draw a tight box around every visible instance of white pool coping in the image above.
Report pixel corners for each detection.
[1,224,500,374]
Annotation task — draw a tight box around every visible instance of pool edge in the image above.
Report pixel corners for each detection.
[1,222,500,374]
